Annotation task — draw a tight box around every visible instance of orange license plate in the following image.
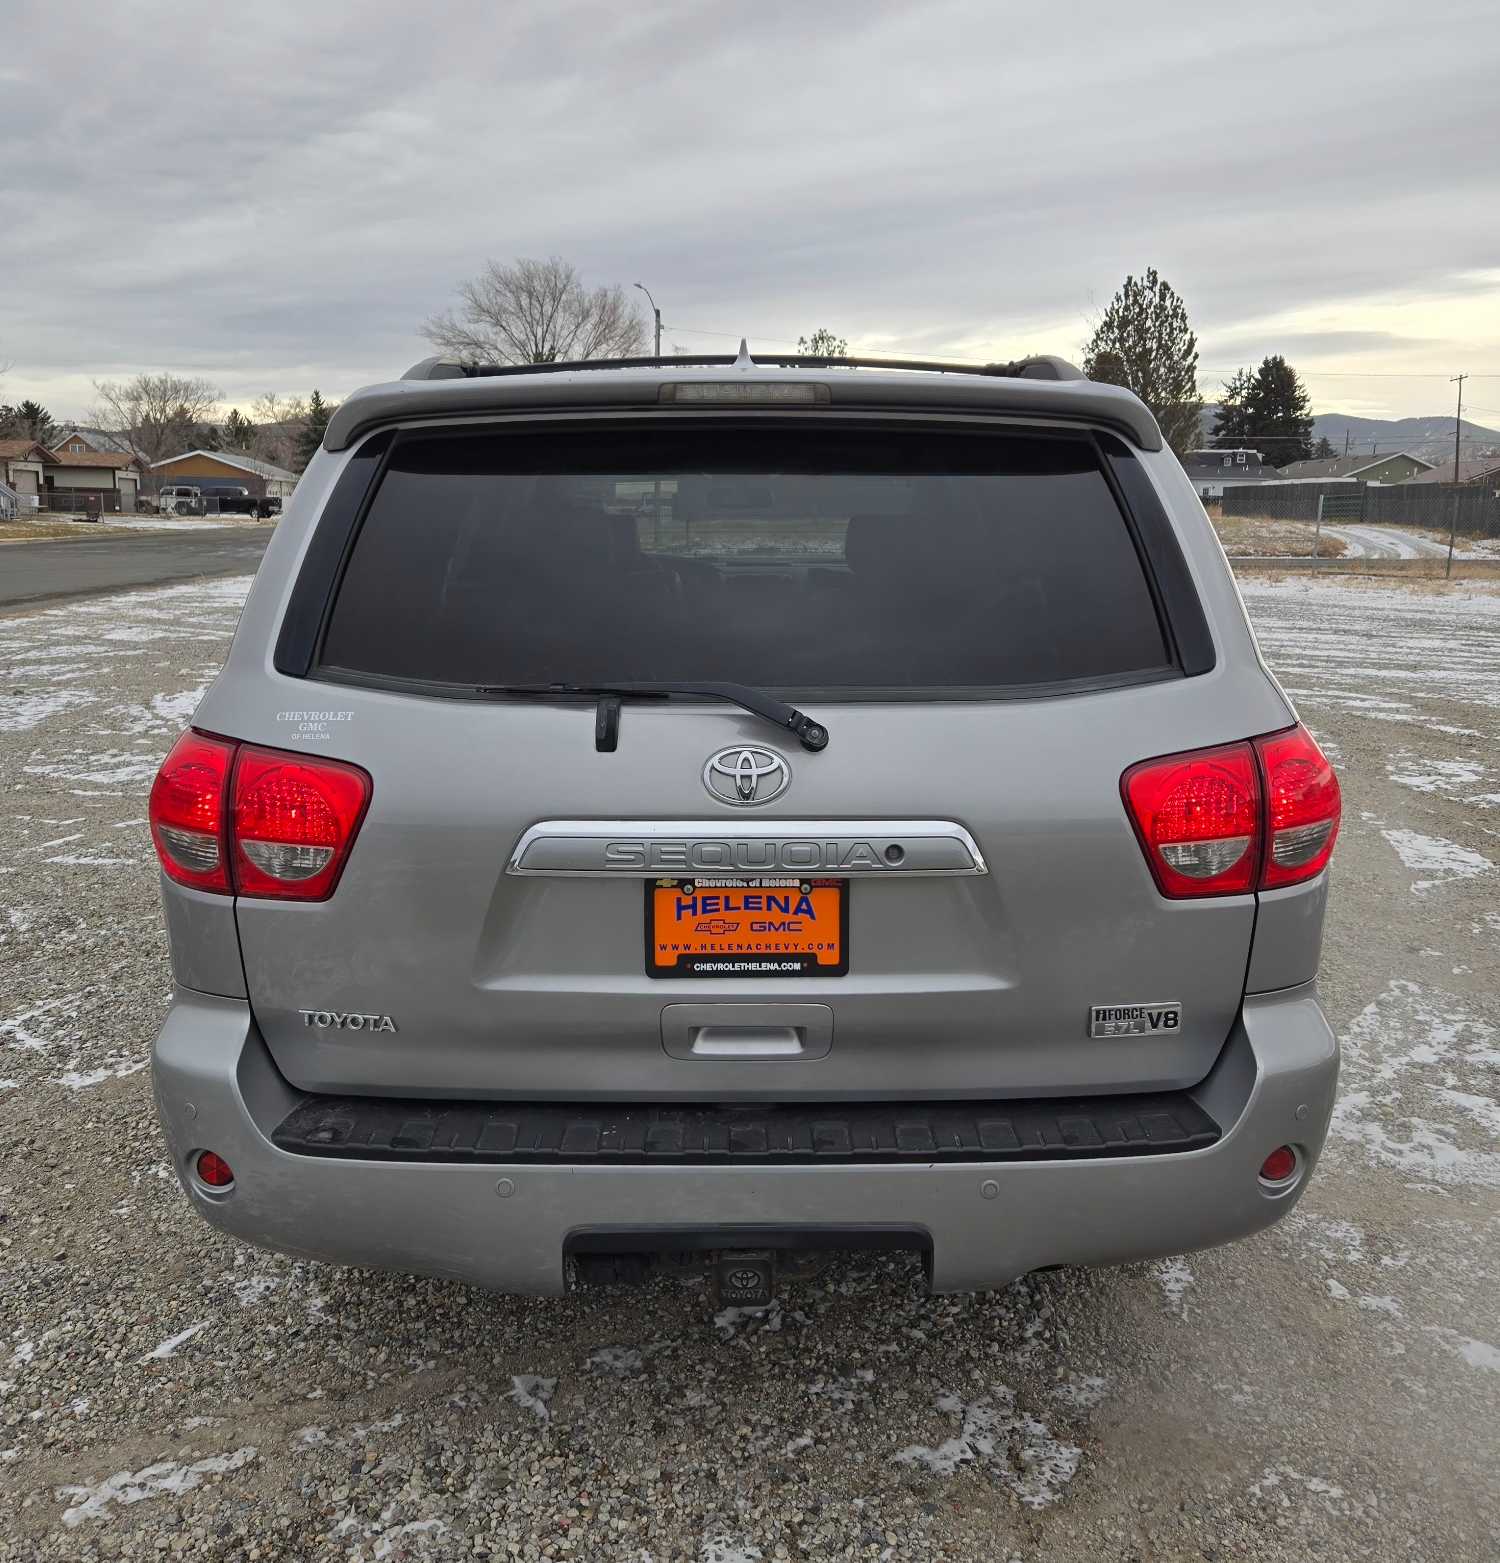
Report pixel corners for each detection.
[646,876,849,979]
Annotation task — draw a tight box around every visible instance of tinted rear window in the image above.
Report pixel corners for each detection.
[318,426,1172,694]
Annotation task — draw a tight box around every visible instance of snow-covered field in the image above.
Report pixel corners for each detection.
[0,571,1497,1561]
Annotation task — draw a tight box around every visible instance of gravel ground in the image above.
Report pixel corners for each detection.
[2,572,1498,1561]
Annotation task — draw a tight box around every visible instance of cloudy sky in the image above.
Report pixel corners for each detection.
[4,0,1498,424]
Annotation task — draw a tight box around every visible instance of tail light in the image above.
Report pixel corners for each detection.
[231,748,370,900]
[149,732,235,892]
[1123,741,1260,896]
[148,732,370,901]
[1256,725,1341,888]
[1123,724,1339,898]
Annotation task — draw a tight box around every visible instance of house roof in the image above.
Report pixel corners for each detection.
[1280,452,1436,480]
[51,426,135,455]
[46,449,141,470]
[151,448,297,481]
[1181,450,1282,481]
[1407,457,1500,485]
[0,438,54,462]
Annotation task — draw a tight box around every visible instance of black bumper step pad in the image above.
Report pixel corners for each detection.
[270,1091,1220,1166]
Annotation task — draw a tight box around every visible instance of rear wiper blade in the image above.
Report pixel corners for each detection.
[474,681,830,754]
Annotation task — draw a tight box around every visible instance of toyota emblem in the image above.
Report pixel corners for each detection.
[703,746,791,807]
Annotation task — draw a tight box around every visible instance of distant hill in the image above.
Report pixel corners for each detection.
[1197,409,1500,467]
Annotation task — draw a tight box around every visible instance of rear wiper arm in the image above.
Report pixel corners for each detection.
[474,681,830,754]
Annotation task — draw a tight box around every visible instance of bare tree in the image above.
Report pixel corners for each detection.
[249,392,310,471]
[421,256,646,366]
[92,373,222,471]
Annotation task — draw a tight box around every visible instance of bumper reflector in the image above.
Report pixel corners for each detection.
[195,1150,234,1187]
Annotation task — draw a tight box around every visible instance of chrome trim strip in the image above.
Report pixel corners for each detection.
[507,819,987,877]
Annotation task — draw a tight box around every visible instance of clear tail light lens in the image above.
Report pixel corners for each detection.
[1122,742,1260,897]
[148,732,235,892]
[1255,726,1341,888]
[1123,724,1339,898]
[231,747,371,901]
[148,732,371,901]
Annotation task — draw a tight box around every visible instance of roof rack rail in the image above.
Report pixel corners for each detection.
[401,352,1083,384]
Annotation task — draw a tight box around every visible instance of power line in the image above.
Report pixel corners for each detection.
[1199,367,1500,379]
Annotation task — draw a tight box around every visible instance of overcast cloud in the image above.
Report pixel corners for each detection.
[3,0,1497,422]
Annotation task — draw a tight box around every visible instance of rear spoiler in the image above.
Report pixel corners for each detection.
[323,354,1163,454]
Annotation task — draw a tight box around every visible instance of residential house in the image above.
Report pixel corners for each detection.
[150,449,298,501]
[43,448,144,512]
[0,437,53,508]
[1406,456,1500,489]
[1278,451,1435,485]
[50,427,136,457]
[1180,448,1283,502]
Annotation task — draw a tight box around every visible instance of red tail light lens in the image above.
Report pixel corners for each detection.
[1123,742,1260,896]
[148,732,235,892]
[1123,724,1340,899]
[149,732,371,901]
[1255,726,1341,889]
[230,747,371,901]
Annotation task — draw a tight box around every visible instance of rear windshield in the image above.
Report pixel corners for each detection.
[318,425,1172,694]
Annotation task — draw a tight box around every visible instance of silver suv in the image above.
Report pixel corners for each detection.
[149,349,1341,1305]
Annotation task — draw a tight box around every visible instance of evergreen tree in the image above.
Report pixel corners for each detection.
[296,390,331,470]
[15,400,56,443]
[222,408,256,450]
[1243,355,1315,467]
[1311,435,1336,460]
[1082,269,1203,456]
[1211,368,1255,445]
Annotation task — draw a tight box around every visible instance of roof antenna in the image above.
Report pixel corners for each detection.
[734,338,755,370]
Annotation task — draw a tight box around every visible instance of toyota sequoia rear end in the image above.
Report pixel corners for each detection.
[149,350,1341,1301]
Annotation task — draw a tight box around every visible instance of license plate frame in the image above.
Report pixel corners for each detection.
[645,875,849,980]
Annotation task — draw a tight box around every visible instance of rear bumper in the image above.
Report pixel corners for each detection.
[152,985,1337,1295]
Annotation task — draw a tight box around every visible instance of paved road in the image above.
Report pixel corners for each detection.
[0,526,273,609]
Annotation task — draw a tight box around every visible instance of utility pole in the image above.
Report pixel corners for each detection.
[1342,429,1350,457]
[1446,373,1467,580]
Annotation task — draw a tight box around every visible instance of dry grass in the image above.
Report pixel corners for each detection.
[0,516,158,543]
[1211,515,1347,558]
[1231,556,1500,584]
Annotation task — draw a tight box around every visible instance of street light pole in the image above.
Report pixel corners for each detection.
[633,282,662,358]
[633,283,664,545]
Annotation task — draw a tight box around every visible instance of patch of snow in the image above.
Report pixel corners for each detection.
[1330,980,1500,1188]
[1250,1463,1357,1513]
[1325,1279,1352,1301]
[1152,1256,1194,1317]
[702,1537,764,1563]
[508,1375,556,1421]
[1424,1328,1500,1373]
[372,1519,448,1559]
[144,1321,209,1360]
[0,689,98,732]
[894,1388,1082,1508]
[587,1345,644,1377]
[57,1447,256,1526]
[1381,829,1492,893]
